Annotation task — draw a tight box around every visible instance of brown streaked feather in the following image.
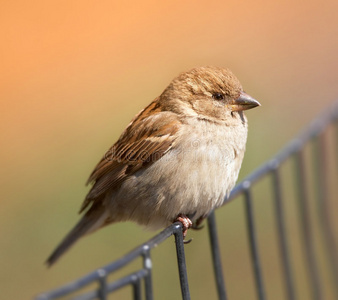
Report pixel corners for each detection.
[85,100,163,185]
[80,100,182,213]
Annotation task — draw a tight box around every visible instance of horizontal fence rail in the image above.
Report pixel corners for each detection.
[37,101,338,300]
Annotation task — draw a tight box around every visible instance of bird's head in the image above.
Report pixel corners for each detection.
[160,66,260,122]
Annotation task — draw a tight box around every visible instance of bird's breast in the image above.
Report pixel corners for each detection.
[110,117,248,229]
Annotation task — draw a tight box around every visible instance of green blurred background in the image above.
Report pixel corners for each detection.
[1,0,338,299]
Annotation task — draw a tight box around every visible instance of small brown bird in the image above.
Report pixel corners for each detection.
[46,66,260,266]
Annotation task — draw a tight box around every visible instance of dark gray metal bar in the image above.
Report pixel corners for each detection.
[271,163,296,300]
[71,269,148,300]
[244,184,266,300]
[132,279,142,300]
[173,223,191,300]
[97,269,107,300]
[294,150,322,300]
[142,247,153,300]
[207,211,227,300]
[313,133,338,298]
[106,269,148,294]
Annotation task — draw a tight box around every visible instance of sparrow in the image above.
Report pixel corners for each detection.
[46,66,260,266]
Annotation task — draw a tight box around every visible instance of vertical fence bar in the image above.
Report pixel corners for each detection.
[207,211,227,300]
[244,184,266,300]
[294,150,322,300]
[142,247,153,300]
[97,269,107,300]
[313,134,338,298]
[271,164,296,300]
[174,224,191,300]
[132,279,142,300]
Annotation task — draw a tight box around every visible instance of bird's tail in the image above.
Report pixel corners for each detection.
[46,205,109,267]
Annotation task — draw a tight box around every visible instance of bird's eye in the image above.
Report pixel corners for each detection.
[212,93,224,101]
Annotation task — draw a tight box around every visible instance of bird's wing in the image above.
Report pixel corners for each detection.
[79,100,182,213]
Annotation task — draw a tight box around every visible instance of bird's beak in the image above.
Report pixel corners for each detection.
[230,92,261,111]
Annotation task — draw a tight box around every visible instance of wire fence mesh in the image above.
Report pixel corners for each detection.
[37,101,338,300]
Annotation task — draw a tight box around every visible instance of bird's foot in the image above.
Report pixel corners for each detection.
[174,214,193,243]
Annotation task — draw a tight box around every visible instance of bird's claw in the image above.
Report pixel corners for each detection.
[174,214,193,241]
[183,238,193,244]
[191,216,205,230]
[191,224,204,230]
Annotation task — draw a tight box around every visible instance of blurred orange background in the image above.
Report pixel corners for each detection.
[1,0,338,299]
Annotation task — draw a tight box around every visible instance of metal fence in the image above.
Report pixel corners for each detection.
[37,101,338,300]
